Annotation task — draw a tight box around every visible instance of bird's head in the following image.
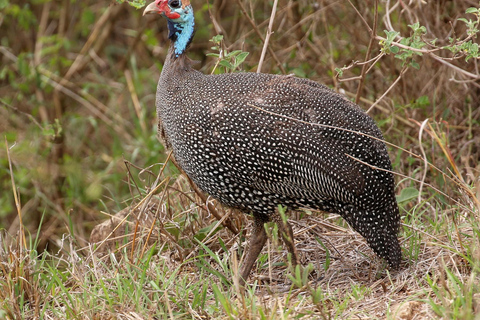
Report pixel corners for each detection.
[143,0,195,57]
[143,0,192,22]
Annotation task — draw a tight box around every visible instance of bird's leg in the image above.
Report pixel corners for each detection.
[272,208,299,269]
[239,216,268,287]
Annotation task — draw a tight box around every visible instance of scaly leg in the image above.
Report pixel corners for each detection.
[239,215,268,287]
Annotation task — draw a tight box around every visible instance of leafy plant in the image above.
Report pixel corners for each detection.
[116,0,146,9]
[380,4,480,66]
[207,35,250,73]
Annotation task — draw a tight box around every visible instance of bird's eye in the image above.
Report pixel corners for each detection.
[169,0,180,8]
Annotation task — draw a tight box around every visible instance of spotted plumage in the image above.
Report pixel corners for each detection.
[144,0,402,284]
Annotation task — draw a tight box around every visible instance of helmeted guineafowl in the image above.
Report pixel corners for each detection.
[143,0,402,285]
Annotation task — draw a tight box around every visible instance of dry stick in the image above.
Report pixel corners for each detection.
[132,152,174,214]
[139,177,171,261]
[201,206,234,245]
[33,2,50,66]
[167,184,237,234]
[124,159,143,197]
[127,196,186,260]
[92,178,170,255]
[163,290,175,320]
[58,6,129,129]
[32,3,51,123]
[355,0,379,104]
[0,99,43,130]
[257,0,279,73]
[320,2,338,88]
[42,67,128,132]
[346,0,373,33]
[338,54,387,84]
[92,152,173,255]
[343,91,414,128]
[279,0,326,42]
[383,0,398,35]
[426,122,480,214]
[430,54,480,80]
[366,67,408,113]
[228,4,301,52]
[118,23,148,71]
[130,219,139,263]
[5,138,26,251]
[417,119,429,205]
[183,208,235,262]
[234,0,286,74]
[125,70,147,134]
[64,6,115,80]
[452,214,466,259]
[207,2,226,40]
[41,72,122,134]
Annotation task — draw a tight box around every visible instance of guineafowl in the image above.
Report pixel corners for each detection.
[143,0,402,285]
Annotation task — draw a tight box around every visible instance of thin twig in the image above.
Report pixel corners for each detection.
[366,67,408,113]
[125,70,147,134]
[355,0,379,104]
[234,0,286,74]
[417,119,429,204]
[257,0,279,73]
[5,138,26,250]
[345,0,373,33]
[0,99,43,130]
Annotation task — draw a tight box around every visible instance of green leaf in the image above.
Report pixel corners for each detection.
[416,95,430,106]
[335,67,344,77]
[315,237,330,271]
[234,52,249,65]
[396,187,419,203]
[211,34,223,44]
[211,283,231,314]
[384,30,400,42]
[410,60,420,69]
[227,50,243,57]
[466,7,479,14]
[390,45,400,54]
[218,60,233,69]
[408,22,420,31]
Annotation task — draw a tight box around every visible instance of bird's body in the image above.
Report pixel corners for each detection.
[144,0,402,284]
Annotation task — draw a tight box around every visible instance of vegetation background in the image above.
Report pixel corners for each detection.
[1,0,479,318]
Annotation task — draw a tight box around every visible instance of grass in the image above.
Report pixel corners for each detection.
[1,0,480,318]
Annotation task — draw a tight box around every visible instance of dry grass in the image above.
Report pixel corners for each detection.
[1,0,480,318]
[80,156,477,318]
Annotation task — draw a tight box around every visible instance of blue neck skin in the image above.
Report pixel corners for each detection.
[167,6,195,58]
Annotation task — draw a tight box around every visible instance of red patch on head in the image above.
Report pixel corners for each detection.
[156,0,181,19]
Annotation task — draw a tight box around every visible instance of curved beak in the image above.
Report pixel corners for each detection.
[143,2,159,16]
